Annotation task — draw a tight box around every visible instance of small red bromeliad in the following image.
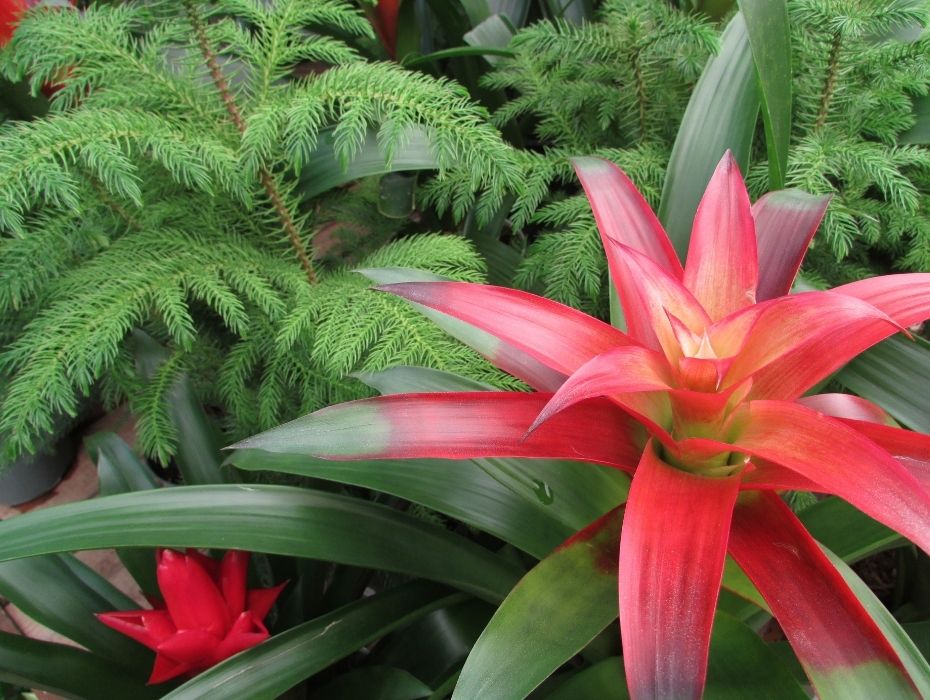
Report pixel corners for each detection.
[239,152,930,699]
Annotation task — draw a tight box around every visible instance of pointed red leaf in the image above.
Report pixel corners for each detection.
[729,401,930,556]
[798,393,896,425]
[752,190,830,301]
[610,243,711,357]
[214,613,269,662]
[528,345,673,434]
[618,443,740,700]
[231,392,644,471]
[728,492,918,698]
[247,581,288,622]
[723,291,900,399]
[219,550,249,619]
[156,628,218,664]
[572,157,682,278]
[834,419,930,491]
[377,282,633,379]
[96,609,175,651]
[573,157,685,349]
[683,152,758,320]
[148,653,192,685]
[157,549,230,636]
[833,273,930,328]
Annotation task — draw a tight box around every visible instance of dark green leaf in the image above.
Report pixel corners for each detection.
[837,336,930,433]
[163,582,460,700]
[372,599,494,687]
[738,0,791,188]
[800,497,901,562]
[463,15,514,64]
[0,633,159,700]
[453,508,622,699]
[659,11,759,257]
[314,667,432,700]
[402,46,516,68]
[230,450,570,559]
[87,432,161,593]
[0,555,149,672]
[0,486,522,603]
[298,127,438,200]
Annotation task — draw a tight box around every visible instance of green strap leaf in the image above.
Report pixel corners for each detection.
[800,496,900,562]
[314,667,433,700]
[463,15,514,65]
[0,633,160,700]
[453,508,623,699]
[738,0,791,189]
[0,554,150,672]
[658,11,759,257]
[836,336,930,434]
[0,486,523,603]
[88,432,161,593]
[230,450,570,560]
[163,582,462,700]
[297,127,438,200]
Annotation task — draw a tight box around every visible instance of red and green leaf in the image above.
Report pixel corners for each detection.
[231,392,644,470]
[728,492,919,699]
[618,444,740,700]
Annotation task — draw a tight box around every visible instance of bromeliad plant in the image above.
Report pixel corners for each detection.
[239,152,930,698]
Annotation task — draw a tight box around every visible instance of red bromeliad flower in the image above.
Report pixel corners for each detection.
[238,153,930,698]
[97,549,286,684]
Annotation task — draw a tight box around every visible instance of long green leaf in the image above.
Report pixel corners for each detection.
[163,582,461,700]
[88,432,161,593]
[453,508,623,699]
[463,15,514,65]
[0,486,522,603]
[297,127,438,200]
[0,633,159,700]
[658,11,759,256]
[738,0,791,189]
[314,667,433,700]
[800,496,900,562]
[230,450,569,559]
[0,555,149,672]
[823,547,930,697]
[837,336,930,433]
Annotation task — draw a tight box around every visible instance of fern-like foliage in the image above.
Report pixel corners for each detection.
[0,0,524,464]
[748,0,930,282]
[475,0,716,315]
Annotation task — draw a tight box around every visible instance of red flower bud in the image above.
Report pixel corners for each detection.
[97,549,287,684]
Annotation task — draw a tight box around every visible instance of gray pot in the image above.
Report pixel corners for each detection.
[0,434,76,506]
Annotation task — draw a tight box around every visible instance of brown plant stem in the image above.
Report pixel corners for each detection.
[184,0,317,284]
[815,31,843,131]
[632,53,648,143]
